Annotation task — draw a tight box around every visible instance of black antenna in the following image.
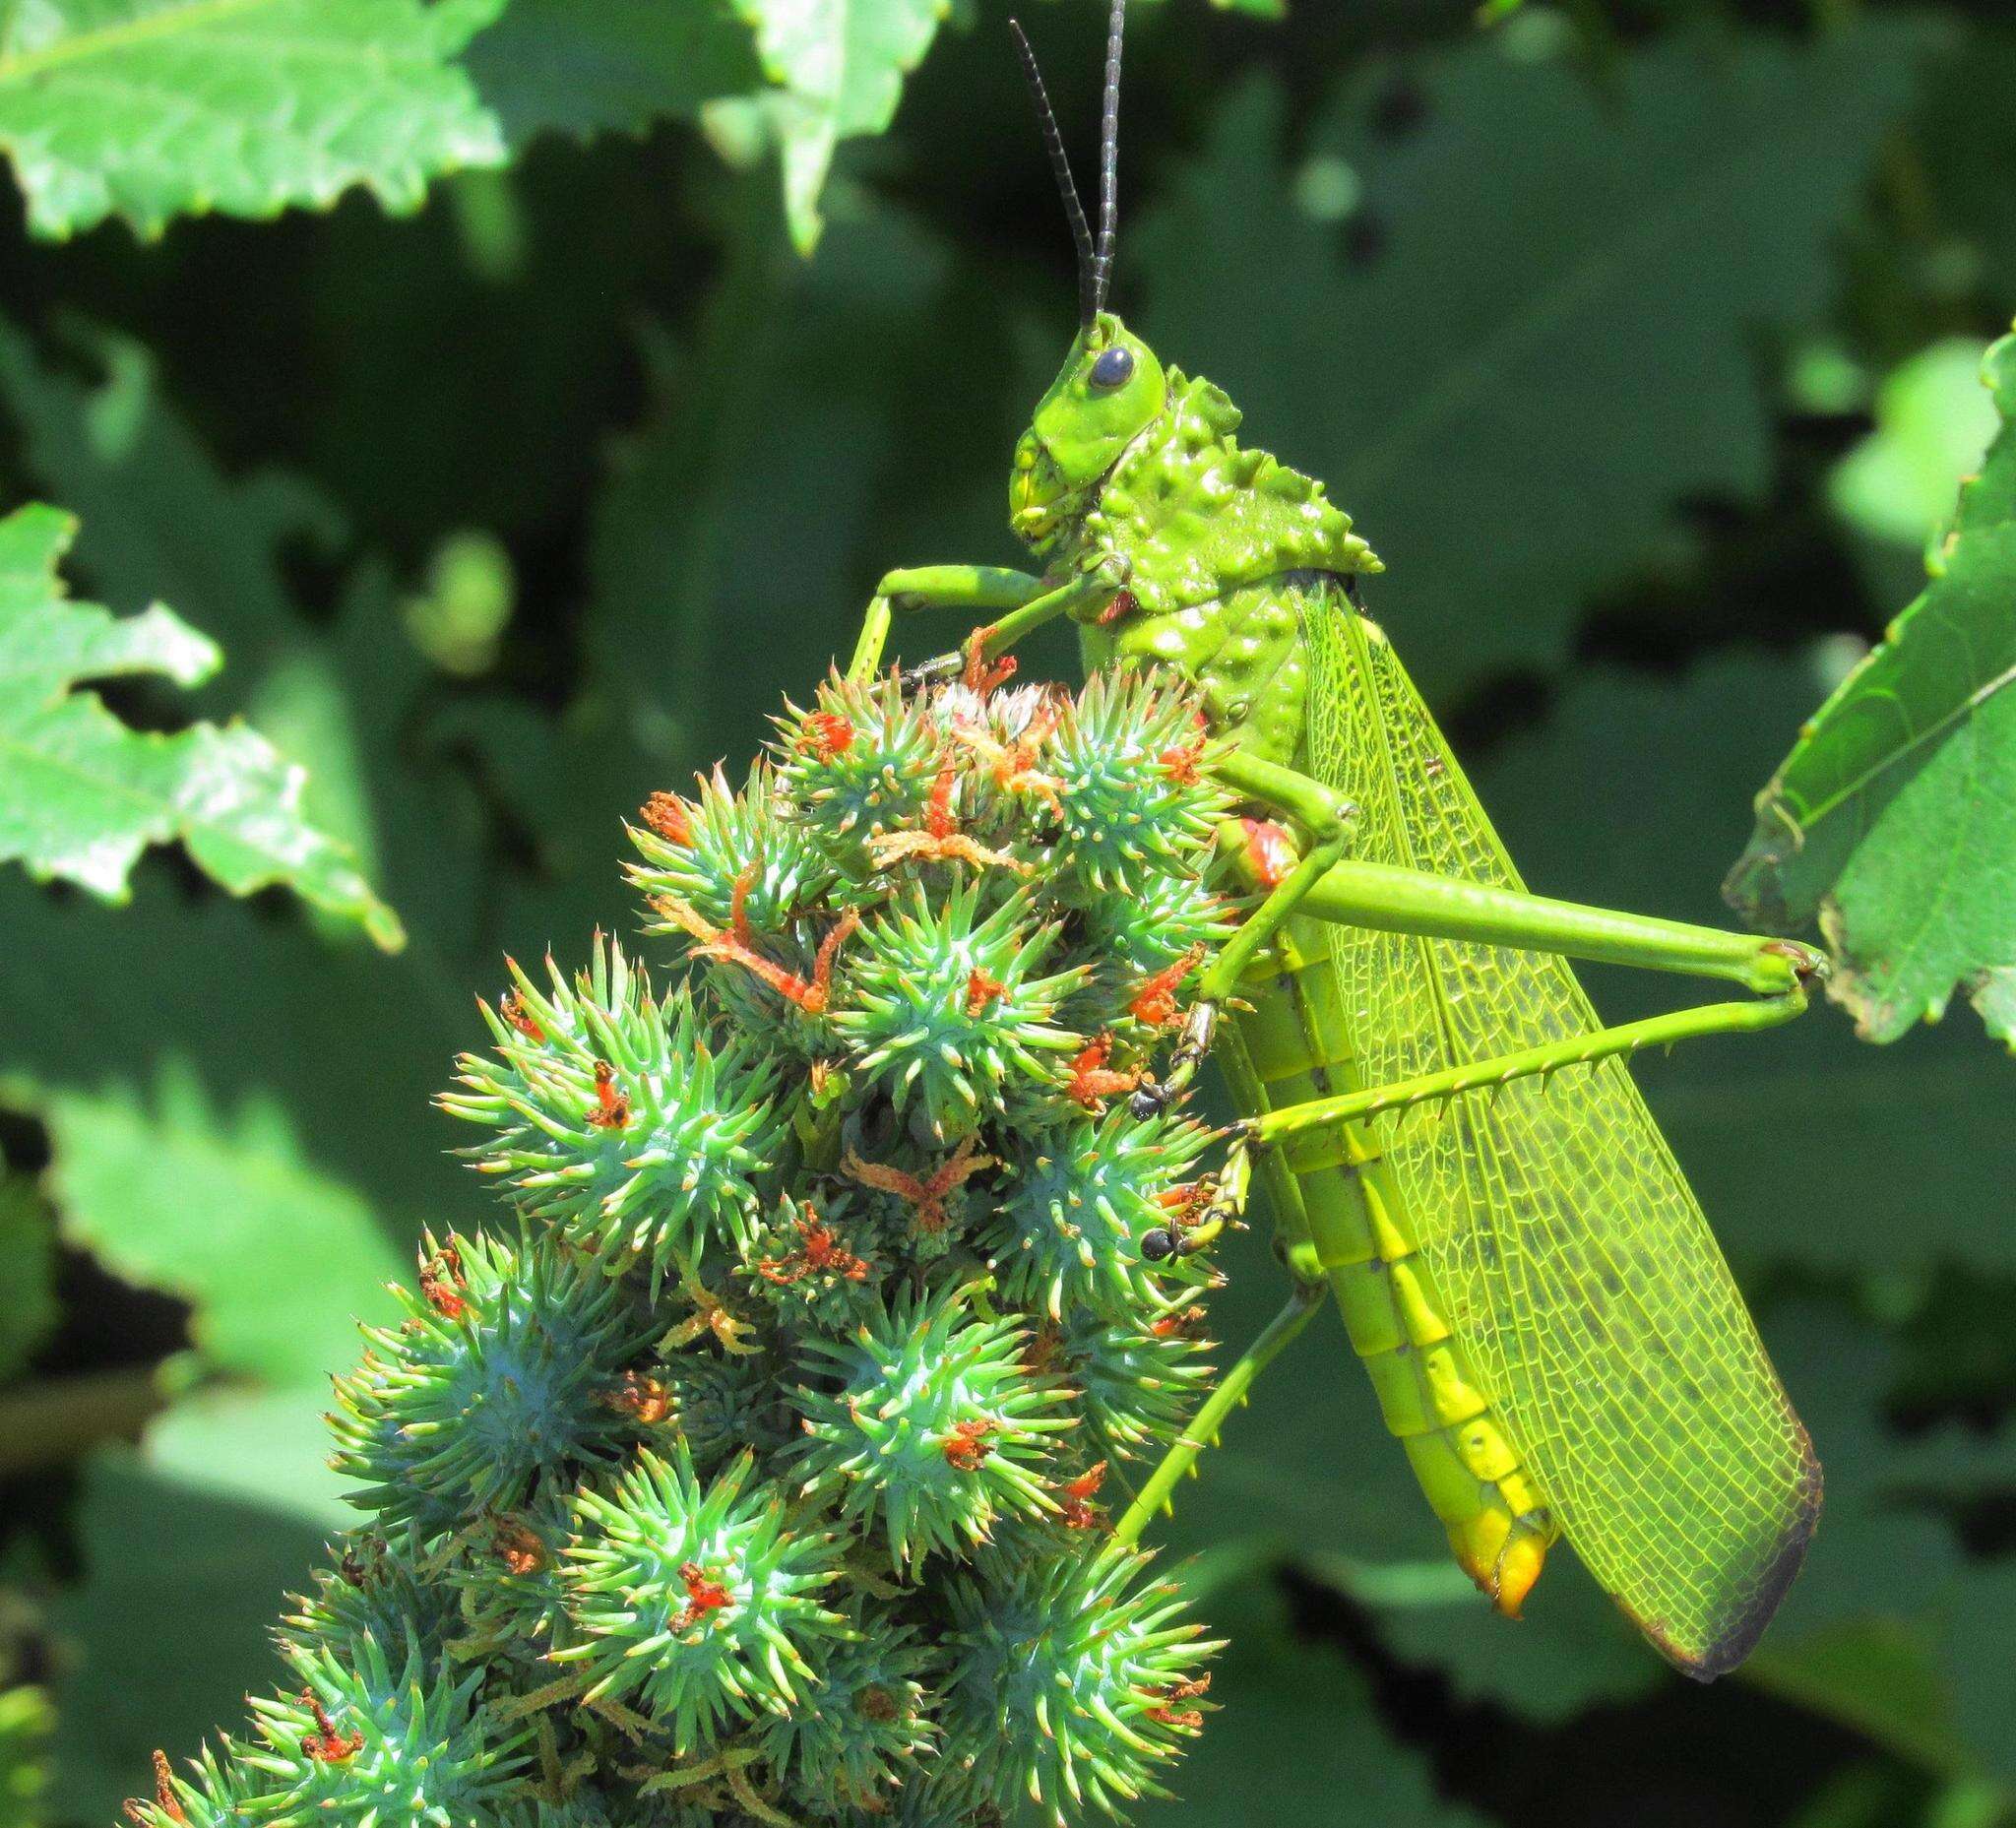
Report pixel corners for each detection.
[1009,18,1099,328]
[1091,0,1126,315]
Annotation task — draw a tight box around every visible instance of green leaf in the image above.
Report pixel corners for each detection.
[0,503,404,948]
[706,0,952,254]
[1727,328,2016,1044]
[39,1061,403,1389]
[1132,19,1940,707]
[0,0,508,240]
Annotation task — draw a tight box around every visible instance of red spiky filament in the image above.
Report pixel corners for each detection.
[757,1207,873,1287]
[962,626,1018,697]
[1129,944,1206,1028]
[949,692,1066,811]
[125,1750,183,1825]
[673,1561,736,1630]
[498,987,544,1042]
[1147,1674,1213,1730]
[656,865,858,1015]
[941,1418,996,1472]
[966,968,1006,1016]
[845,1134,994,1235]
[1066,1033,1141,1110]
[602,1369,675,1425]
[1151,1304,1210,1342]
[867,744,1027,873]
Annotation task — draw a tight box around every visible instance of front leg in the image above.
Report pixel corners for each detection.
[1134,749,1359,1115]
[845,565,1045,684]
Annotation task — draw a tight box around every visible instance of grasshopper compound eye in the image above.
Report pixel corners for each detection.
[1090,345,1135,390]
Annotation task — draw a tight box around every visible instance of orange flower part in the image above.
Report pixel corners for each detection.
[498,987,544,1042]
[640,791,695,847]
[1057,1460,1109,1531]
[1158,737,1206,786]
[1128,944,1206,1029]
[299,1693,362,1763]
[941,1418,996,1472]
[1066,1033,1141,1110]
[843,1133,994,1234]
[124,1749,184,1825]
[796,709,856,759]
[418,1240,467,1320]
[588,1060,631,1130]
[655,870,855,1015]
[965,968,1007,1016]
[962,626,1018,697]
[1146,1674,1212,1729]
[674,1562,734,1630]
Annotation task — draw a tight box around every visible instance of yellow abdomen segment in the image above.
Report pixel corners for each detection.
[1232,921,1556,1615]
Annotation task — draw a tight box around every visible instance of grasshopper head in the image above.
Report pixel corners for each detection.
[1006,5,1154,556]
[1011,312,1166,554]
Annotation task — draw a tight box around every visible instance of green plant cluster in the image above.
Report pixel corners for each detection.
[128,667,1241,1828]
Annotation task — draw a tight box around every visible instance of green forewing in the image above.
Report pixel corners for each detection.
[1301,594,1819,1676]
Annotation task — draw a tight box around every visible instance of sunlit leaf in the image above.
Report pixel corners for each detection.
[0,503,403,947]
[1728,328,2016,1045]
[1829,339,1999,549]
[0,0,508,239]
[705,0,952,254]
[40,1060,402,1388]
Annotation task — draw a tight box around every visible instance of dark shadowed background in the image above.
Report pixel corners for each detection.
[2,1,2013,1824]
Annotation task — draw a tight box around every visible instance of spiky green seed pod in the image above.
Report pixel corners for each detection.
[664,1345,794,1468]
[122,1742,263,1828]
[439,1491,577,1666]
[1062,868,1233,1036]
[241,1636,529,1828]
[554,1446,851,1753]
[736,1193,885,1331]
[330,1230,660,1535]
[831,881,1085,1142]
[938,1544,1217,1828]
[791,1283,1075,1570]
[1043,671,1229,901]
[758,1613,939,1816]
[442,943,784,1277]
[1064,1309,1215,1463]
[773,672,940,865]
[283,1539,460,1667]
[984,1110,1212,1322]
[628,759,833,936]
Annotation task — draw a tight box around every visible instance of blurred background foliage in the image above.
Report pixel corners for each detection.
[0,0,2012,1824]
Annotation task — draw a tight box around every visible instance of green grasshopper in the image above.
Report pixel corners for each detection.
[844,0,1825,1680]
